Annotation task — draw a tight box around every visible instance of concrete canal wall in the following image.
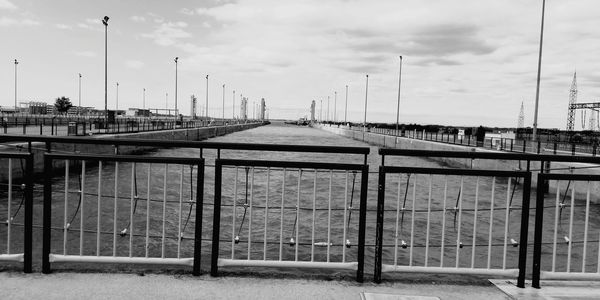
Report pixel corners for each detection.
[0,123,263,181]
[317,124,600,200]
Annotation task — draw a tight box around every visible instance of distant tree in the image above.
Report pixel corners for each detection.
[54,96,73,114]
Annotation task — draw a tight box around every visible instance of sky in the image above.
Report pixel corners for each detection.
[1,0,599,129]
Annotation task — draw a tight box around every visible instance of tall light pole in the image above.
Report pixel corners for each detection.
[320,99,322,122]
[174,57,179,117]
[102,16,109,125]
[363,74,369,137]
[205,75,209,119]
[14,59,18,110]
[344,85,348,124]
[232,90,235,119]
[78,73,82,115]
[327,96,330,122]
[116,82,119,110]
[143,88,146,109]
[222,84,225,120]
[395,56,403,145]
[532,0,546,142]
[165,92,168,115]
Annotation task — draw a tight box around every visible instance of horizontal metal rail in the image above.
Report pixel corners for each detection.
[211,159,368,282]
[374,166,531,288]
[42,153,204,275]
[0,134,370,155]
[0,152,33,273]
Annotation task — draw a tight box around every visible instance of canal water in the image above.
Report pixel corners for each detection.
[2,122,599,277]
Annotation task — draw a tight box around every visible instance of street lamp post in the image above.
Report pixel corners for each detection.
[78,73,82,116]
[327,96,330,122]
[102,16,109,128]
[143,88,146,109]
[205,75,209,120]
[165,92,168,115]
[532,0,546,142]
[232,90,235,119]
[344,85,348,124]
[116,82,119,110]
[174,57,179,117]
[363,74,369,140]
[395,56,403,146]
[222,84,225,120]
[14,59,18,110]
[320,99,322,122]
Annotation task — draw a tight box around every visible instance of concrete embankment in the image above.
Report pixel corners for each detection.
[0,122,263,181]
[316,124,600,200]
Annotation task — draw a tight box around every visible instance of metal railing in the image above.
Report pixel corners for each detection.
[211,159,369,282]
[0,152,33,272]
[374,166,531,286]
[41,153,204,274]
[532,173,600,288]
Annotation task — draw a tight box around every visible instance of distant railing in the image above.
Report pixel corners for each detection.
[0,152,33,272]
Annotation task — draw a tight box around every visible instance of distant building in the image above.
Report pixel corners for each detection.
[260,98,266,120]
[240,97,248,120]
[310,100,316,122]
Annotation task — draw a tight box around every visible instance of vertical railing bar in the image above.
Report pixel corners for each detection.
[567,182,576,272]
[440,176,448,267]
[145,164,150,258]
[161,164,167,259]
[326,170,331,262]
[425,174,432,267]
[7,159,12,254]
[177,164,184,259]
[232,167,238,259]
[597,232,600,273]
[471,176,480,269]
[113,162,118,257]
[409,174,416,267]
[296,169,303,262]
[264,167,270,261]
[63,160,69,255]
[456,176,464,268]
[552,182,560,272]
[312,170,317,262]
[128,163,135,258]
[80,161,86,256]
[394,174,402,266]
[248,167,254,260]
[97,161,102,256]
[582,181,591,272]
[279,168,286,261]
[487,177,496,269]
[342,170,348,263]
[502,177,511,270]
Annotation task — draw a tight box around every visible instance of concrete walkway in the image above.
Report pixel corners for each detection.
[2,272,510,300]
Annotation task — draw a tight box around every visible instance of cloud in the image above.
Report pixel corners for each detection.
[130,15,146,22]
[414,58,463,67]
[0,0,16,10]
[180,8,195,15]
[73,51,97,57]
[55,23,72,30]
[141,21,191,46]
[125,60,144,69]
[0,16,40,26]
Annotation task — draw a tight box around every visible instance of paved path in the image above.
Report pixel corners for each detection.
[2,272,510,300]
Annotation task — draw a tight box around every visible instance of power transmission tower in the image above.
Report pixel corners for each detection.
[566,72,577,131]
[517,101,525,128]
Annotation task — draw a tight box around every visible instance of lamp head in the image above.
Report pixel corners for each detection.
[175,57,178,63]
[14,59,18,64]
[102,16,109,26]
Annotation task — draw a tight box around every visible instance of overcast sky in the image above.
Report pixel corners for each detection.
[1,0,599,128]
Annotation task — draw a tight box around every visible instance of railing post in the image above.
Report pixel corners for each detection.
[571,143,575,155]
[374,166,386,283]
[193,160,205,276]
[23,153,34,273]
[42,154,52,274]
[211,160,223,276]
[537,140,541,154]
[357,165,368,283]
[517,172,531,288]
[532,173,544,288]
[510,139,513,152]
